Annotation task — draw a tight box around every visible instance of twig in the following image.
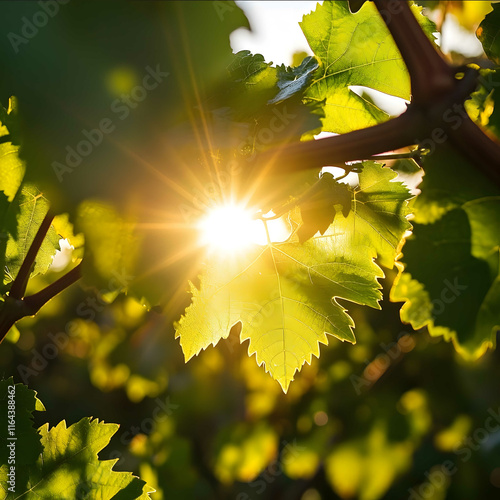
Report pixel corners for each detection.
[23,263,83,316]
[9,211,55,300]
[256,106,426,173]
[0,263,83,344]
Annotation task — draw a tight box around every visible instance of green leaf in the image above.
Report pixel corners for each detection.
[0,378,45,472]
[176,162,411,392]
[392,146,500,359]
[464,68,500,139]
[0,98,25,204]
[0,98,26,287]
[2,418,153,500]
[300,1,436,133]
[220,50,322,146]
[410,147,499,225]
[5,185,59,282]
[477,3,500,65]
[36,419,152,500]
[0,379,153,500]
[393,209,497,357]
[270,56,320,104]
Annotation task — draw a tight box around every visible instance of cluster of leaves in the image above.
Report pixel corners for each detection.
[2,288,500,500]
[0,0,426,392]
[0,0,498,392]
[392,4,500,359]
[0,0,500,498]
[175,0,438,391]
[176,161,411,392]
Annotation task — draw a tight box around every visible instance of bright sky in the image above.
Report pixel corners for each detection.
[231,1,316,66]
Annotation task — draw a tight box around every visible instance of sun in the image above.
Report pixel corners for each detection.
[197,203,266,253]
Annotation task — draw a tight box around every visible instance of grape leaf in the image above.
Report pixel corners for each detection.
[270,56,320,105]
[392,146,500,359]
[392,209,498,358]
[17,418,153,500]
[176,162,411,392]
[477,3,500,65]
[0,378,45,469]
[465,68,498,137]
[218,50,322,158]
[0,100,23,287]
[300,1,436,133]
[0,380,153,500]
[5,184,59,282]
[0,99,25,204]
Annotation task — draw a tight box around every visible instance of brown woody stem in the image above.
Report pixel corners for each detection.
[9,211,55,300]
[0,263,82,344]
[257,107,426,173]
[23,263,82,315]
[373,0,455,104]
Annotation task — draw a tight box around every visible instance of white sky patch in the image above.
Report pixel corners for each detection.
[322,166,359,187]
[49,238,73,273]
[350,86,409,116]
[434,14,485,57]
[231,1,317,65]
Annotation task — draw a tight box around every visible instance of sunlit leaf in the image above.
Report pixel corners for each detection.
[0,378,45,470]
[300,1,436,133]
[176,162,411,392]
[0,98,25,203]
[0,380,152,499]
[5,185,59,282]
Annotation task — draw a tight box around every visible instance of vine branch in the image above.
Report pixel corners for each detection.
[0,208,83,343]
[0,263,82,344]
[23,263,82,316]
[9,211,54,300]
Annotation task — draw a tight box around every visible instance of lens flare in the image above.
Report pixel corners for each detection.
[197,203,293,254]
[198,204,265,253]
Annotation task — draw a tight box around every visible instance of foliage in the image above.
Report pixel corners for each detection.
[392,146,500,359]
[176,162,411,391]
[0,378,152,499]
[0,0,499,499]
